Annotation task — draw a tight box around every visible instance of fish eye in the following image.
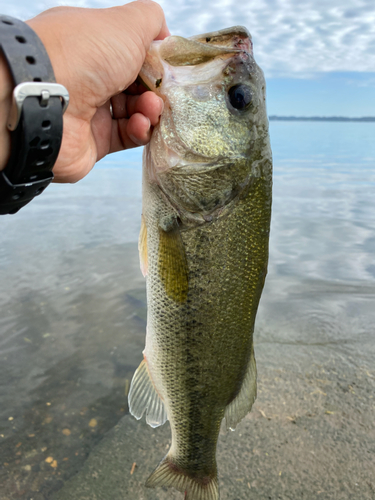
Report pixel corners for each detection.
[227,84,252,110]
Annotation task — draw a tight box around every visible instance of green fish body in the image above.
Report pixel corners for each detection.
[129,26,272,500]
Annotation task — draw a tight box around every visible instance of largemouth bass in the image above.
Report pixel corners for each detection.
[129,26,272,500]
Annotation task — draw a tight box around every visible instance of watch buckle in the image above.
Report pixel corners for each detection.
[7,81,69,131]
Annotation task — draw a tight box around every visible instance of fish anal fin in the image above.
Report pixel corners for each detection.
[146,454,219,500]
[138,215,148,277]
[128,358,167,428]
[224,346,257,431]
[158,226,189,303]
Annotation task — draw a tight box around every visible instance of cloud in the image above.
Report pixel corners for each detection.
[1,0,374,77]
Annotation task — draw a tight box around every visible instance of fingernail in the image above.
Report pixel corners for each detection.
[130,122,150,146]
[129,134,145,146]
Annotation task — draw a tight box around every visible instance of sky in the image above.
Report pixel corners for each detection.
[1,0,375,116]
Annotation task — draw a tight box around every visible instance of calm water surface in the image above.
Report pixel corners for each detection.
[0,122,374,498]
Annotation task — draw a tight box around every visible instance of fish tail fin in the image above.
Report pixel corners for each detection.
[146,454,219,500]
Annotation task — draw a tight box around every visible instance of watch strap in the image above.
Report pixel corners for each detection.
[0,15,68,214]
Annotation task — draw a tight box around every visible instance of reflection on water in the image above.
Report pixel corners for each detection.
[0,123,374,498]
[0,242,147,498]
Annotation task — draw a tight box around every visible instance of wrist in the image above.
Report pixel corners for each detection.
[0,51,12,171]
[0,15,68,214]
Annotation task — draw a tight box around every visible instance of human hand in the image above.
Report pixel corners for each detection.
[21,1,169,183]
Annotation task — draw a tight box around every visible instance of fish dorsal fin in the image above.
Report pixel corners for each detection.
[158,224,189,303]
[128,358,168,428]
[224,346,257,431]
[138,215,148,277]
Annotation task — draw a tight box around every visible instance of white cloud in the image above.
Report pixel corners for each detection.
[1,0,374,76]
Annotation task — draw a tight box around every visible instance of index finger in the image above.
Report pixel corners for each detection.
[124,0,170,47]
[134,0,170,40]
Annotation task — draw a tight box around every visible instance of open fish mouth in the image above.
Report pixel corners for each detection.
[139,26,254,96]
[138,25,267,182]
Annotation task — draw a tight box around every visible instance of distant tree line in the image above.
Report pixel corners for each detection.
[268,116,375,122]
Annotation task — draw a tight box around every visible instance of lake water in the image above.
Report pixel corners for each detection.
[0,121,374,499]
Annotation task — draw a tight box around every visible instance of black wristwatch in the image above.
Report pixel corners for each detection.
[0,15,69,214]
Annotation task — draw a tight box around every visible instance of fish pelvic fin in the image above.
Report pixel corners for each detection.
[128,358,168,428]
[224,345,257,431]
[146,454,219,500]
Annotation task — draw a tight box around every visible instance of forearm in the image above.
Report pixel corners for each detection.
[0,52,12,171]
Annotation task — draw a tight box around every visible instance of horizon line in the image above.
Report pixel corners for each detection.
[269,115,375,122]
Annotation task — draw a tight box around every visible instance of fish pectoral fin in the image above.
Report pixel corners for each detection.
[224,346,257,431]
[146,454,219,500]
[128,358,167,428]
[158,226,189,303]
[138,215,148,277]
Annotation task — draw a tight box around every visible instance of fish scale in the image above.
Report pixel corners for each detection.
[128,26,272,500]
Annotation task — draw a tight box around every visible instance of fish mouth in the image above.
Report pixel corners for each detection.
[189,26,252,54]
[138,26,253,95]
